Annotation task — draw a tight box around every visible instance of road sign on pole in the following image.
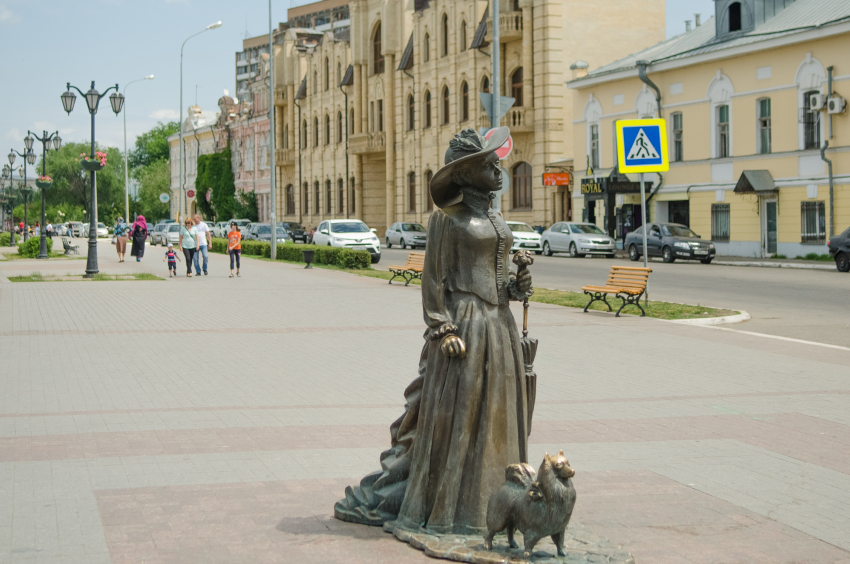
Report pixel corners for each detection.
[484,128,513,160]
[616,119,669,173]
[186,189,196,199]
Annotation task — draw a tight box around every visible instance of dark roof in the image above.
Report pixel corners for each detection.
[471,6,489,49]
[340,64,354,87]
[334,27,350,42]
[734,170,776,193]
[414,0,430,12]
[398,33,414,71]
[295,77,307,100]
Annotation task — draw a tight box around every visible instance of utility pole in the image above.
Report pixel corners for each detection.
[269,0,277,259]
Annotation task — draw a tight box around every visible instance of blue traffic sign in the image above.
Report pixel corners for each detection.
[616,119,669,173]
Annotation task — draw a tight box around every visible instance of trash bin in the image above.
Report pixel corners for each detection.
[301,249,314,269]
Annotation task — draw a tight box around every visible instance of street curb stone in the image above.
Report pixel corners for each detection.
[670,310,751,326]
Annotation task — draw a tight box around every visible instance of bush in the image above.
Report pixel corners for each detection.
[17,236,52,258]
[0,232,9,246]
[209,237,371,269]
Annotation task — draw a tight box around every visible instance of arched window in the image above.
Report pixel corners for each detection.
[408,172,416,213]
[283,124,289,149]
[350,177,356,213]
[337,111,343,143]
[324,57,329,91]
[460,21,467,51]
[313,71,317,94]
[441,14,449,57]
[425,170,434,211]
[349,109,354,134]
[336,62,341,86]
[324,114,330,145]
[482,75,490,93]
[337,178,344,213]
[325,179,332,213]
[461,81,469,121]
[424,91,432,128]
[301,120,307,149]
[512,162,532,209]
[407,94,415,130]
[303,182,309,214]
[373,23,384,74]
[313,117,319,147]
[285,184,295,215]
[729,2,742,32]
[442,86,450,124]
[512,67,523,107]
[423,33,430,62]
[314,181,320,214]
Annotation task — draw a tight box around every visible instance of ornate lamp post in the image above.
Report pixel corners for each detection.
[29,130,62,259]
[61,81,124,276]
[18,167,33,242]
[9,142,37,240]
[1,165,11,241]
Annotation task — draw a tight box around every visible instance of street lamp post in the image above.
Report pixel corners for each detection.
[1,165,12,242]
[9,141,37,240]
[61,80,125,277]
[18,167,32,242]
[122,75,154,221]
[29,130,62,259]
[180,22,222,221]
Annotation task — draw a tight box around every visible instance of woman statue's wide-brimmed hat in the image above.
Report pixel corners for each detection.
[429,126,510,209]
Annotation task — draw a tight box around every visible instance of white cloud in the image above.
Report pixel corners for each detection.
[149,109,179,120]
[0,7,13,22]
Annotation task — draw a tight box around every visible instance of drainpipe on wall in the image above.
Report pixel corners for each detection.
[827,66,834,139]
[404,69,417,217]
[636,60,664,214]
[339,83,349,218]
[821,141,834,237]
[295,98,302,223]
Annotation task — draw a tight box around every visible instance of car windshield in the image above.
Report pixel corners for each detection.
[570,224,605,234]
[330,222,370,233]
[98,223,106,229]
[663,225,699,238]
[402,223,426,232]
[287,223,303,230]
[257,226,271,234]
[508,223,535,233]
[168,225,180,232]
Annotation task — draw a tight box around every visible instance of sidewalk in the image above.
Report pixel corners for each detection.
[1,248,849,563]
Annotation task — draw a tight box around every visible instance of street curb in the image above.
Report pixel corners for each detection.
[712,260,833,270]
[670,310,751,326]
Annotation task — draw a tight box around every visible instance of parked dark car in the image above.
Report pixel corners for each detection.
[626,223,716,264]
[828,226,850,272]
[251,223,292,244]
[281,222,307,243]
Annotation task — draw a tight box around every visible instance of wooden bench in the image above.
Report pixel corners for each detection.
[388,252,425,286]
[582,265,652,317]
[62,238,79,255]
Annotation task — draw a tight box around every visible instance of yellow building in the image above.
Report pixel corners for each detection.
[568,0,850,258]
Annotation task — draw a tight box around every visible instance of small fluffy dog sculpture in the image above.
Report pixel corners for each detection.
[483,451,577,559]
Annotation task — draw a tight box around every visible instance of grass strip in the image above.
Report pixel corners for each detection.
[8,272,162,282]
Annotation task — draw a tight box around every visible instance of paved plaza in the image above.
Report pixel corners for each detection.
[1,241,849,563]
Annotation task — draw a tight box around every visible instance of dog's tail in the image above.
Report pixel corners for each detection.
[505,463,537,488]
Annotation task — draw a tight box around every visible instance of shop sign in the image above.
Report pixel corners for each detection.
[543,172,571,186]
[580,178,603,195]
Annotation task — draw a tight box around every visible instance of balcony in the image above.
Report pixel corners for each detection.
[276,148,295,166]
[349,132,386,154]
[486,12,523,43]
[477,107,534,133]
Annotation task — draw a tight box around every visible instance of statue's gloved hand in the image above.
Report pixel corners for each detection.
[515,269,533,294]
[441,335,467,358]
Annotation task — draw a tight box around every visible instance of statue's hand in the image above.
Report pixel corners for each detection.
[516,269,533,294]
[441,335,467,358]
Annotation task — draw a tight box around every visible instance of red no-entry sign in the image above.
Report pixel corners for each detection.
[485,128,513,160]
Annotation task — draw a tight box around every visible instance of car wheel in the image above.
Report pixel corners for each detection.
[385,238,392,248]
[836,252,850,272]
[606,253,616,259]
[542,241,552,256]
[400,239,407,250]
[700,257,713,264]
[371,254,381,264]
[569,242,585,258]
[629,244,639,262]
[662,246,676,263]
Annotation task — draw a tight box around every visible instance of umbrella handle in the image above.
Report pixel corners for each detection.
[523,299,529,338]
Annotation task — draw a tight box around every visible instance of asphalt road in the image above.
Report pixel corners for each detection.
[378,247,850,347]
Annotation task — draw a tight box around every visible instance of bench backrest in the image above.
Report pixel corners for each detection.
[607,265,651,291]
[405,252,426,268]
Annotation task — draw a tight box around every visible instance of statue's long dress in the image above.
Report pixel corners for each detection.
[335,194,528,535]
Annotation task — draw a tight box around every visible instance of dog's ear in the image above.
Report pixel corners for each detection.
[558,450,564,456]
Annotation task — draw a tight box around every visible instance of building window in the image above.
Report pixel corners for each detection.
[424,91,432,128]
[337,111,343,143]
[336,62,341,86]
[482,75,489,93]
[349,109,354,134]
[374,23,384,74]
[511,68,523,107]
[326,180,332,214]
[672,112,683,162]
[313,71,317,94]
[512,162,532,209]
[283,124,289,149]
[338,178,345,213]
[758,98,771,154]
[716,104,729,158]
[408,172,416,213]
[314,181,320,214]
[303,182,309,214]
[407,94,415,130]
[589,124,599,169]
[370,101,375,131]
[423,33,430,62]
[729,2,742,32]
[425,170,434,211]
[803,90,821,150]
[461,82,469,121]
[313,117,319,147]
[350,177,356,214]
[301,120,307,149]
[801,201,825,243]
[441,14,449,57]
[376,100,383,131]
[324,114,330,145]
[285,184,295,215]
[711,203,730,241]
[460,21,467,51]
[442,87,450,124]
[324,57,329,91]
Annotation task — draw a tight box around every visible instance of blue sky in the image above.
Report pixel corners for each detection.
[0,0,714,170]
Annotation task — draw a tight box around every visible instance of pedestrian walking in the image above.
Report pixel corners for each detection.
[192,214,211,275]
[163,243,180,277]
[67,221,73,237]
[46,222,52,237]
[179,217,199,277]
[227,221,242,278]
[113,217,129,262]
[130,215,147,262]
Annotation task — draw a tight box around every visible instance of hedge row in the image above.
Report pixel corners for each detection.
[0,232,9,246]
[17,236,52,258]
[209,238,371,269]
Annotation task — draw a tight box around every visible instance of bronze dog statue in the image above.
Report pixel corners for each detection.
[483,451,576,559]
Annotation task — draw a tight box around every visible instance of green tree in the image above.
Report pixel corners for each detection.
[207,148,237,221]
[128,121,178,169]
[135,159,171,221]
[234,189,259,222]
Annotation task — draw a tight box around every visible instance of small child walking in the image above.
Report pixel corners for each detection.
[163,243,180,277]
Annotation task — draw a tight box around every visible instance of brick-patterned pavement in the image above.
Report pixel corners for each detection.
[1,241,849,564]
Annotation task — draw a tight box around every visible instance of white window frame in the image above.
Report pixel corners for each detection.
[707,72,734,159]
[795,54,826,151]
[756,98,771,155]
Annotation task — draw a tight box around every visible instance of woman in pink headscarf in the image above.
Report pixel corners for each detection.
[130,215,148,262]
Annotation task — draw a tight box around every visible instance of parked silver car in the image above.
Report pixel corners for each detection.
[149,223,168,246]
[385,222,427,249]
[506,221,543,254]
[163,223,182,247]
[541,222,617,258]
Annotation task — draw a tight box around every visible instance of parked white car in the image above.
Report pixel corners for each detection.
[312,219,381,263]
[385,222,427,249]
[163,223,182,247]
[506,222,543,254]
[541,222,617,258]
[212,222,229,238]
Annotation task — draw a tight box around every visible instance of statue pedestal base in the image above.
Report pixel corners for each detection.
[384,520,634,564]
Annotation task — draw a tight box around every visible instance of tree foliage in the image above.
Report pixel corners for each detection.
[128,121,178,169]
[134,159,171,222]
[203,148,237,221]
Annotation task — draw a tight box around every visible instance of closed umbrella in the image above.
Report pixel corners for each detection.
[513,250,538,434]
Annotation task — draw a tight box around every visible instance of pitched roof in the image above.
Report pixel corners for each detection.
[340,64,354,87]
[295,77,307,100]
[471,6,489,49]
[398,33,414,71]
[333,27,351,42]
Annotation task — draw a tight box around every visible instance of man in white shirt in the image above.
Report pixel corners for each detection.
[46,222,53,237]
[192,214,212,275]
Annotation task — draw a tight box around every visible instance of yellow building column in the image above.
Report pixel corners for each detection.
[385,54,396,233]
[520,0,533,107]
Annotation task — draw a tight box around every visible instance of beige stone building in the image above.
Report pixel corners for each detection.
[269,0,665,235]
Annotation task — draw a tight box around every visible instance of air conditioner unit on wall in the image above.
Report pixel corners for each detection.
[828,95,846,115]
[809,93,827,111]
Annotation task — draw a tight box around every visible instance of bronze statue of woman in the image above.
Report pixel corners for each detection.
[335,127,533,535]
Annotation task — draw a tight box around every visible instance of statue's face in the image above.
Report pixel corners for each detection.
[466,152,502,193]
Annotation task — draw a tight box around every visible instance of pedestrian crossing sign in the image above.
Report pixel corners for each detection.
[616,119,669,173]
